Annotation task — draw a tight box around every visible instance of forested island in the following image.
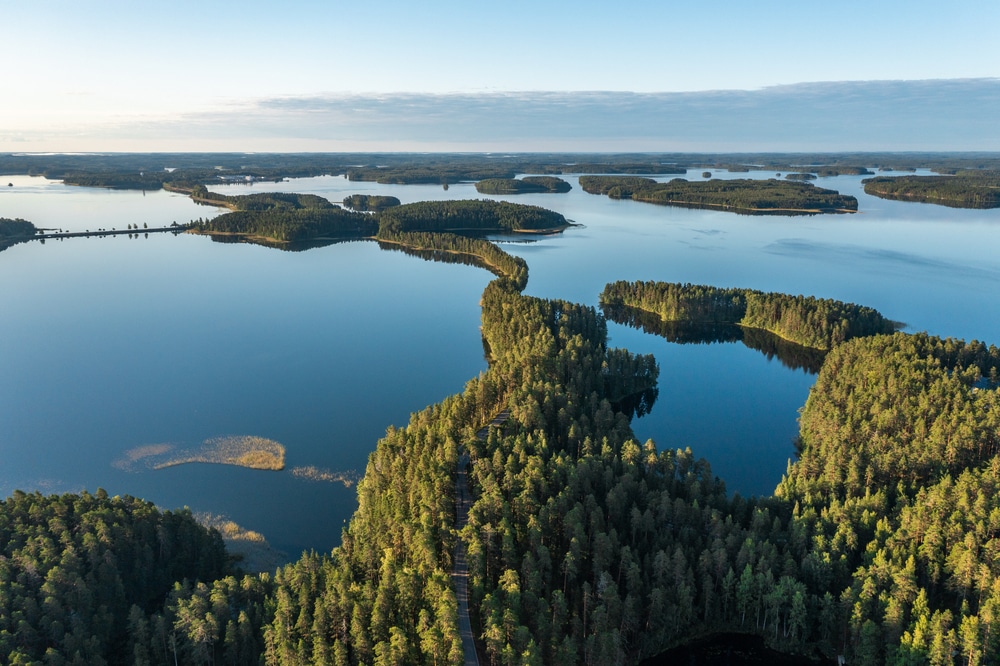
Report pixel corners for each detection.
[600,281,897,350]
[189,202,376,243]
[0,217,38,250]
[376,199,570,234]
[186,186,336,212]
[863,172,1000,208]
[474,177,572,194]
[188,192,569,246]
[580,176,859,214]
[343,194,401,211]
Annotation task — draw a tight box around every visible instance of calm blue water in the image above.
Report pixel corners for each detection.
[2,170,999,554]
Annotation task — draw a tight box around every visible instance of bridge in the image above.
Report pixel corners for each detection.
[34,225,190,240]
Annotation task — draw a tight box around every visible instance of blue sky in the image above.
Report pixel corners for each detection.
[4,0,999,151]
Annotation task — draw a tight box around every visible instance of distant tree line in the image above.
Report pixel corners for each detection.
[601,281,896,350]
[580,177,859,214]
[347,166,517,185]
[799,167,873,177]
[346,165,686,186]
[7,153,1000,189]
[533,164,688,176]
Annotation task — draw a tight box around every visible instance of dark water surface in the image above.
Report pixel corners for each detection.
[2,171,999,555]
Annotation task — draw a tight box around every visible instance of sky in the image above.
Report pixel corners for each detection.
[3,0,1000,152]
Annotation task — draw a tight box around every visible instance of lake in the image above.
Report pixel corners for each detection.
[3,170,999,557]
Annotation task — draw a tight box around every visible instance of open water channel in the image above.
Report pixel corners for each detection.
[2,169,999,557]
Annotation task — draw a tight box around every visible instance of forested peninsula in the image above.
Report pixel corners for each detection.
[580,176,858,214]
[601,281,896,350]
[862,172,1000,208]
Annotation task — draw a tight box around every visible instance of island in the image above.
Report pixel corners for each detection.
[343,194,401,211]
[188,192,571,248]
[186,186,378,242]
[862,172,1000,208]
[377,198,570,234]
[600,280,897,350]
[580,176,859,214]
[474,176,571,194]
[0,217,38,250]
[116,435,286,472]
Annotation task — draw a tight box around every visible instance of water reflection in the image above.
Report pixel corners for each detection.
[602,303,825,374]
[613,387,660,419]
[207,233,361,252]
[0,239,29,253]
[378,240,504,278]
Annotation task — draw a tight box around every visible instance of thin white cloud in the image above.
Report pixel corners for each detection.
[4,79,998,152]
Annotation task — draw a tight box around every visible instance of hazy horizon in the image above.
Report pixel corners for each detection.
[4,79,999,153]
